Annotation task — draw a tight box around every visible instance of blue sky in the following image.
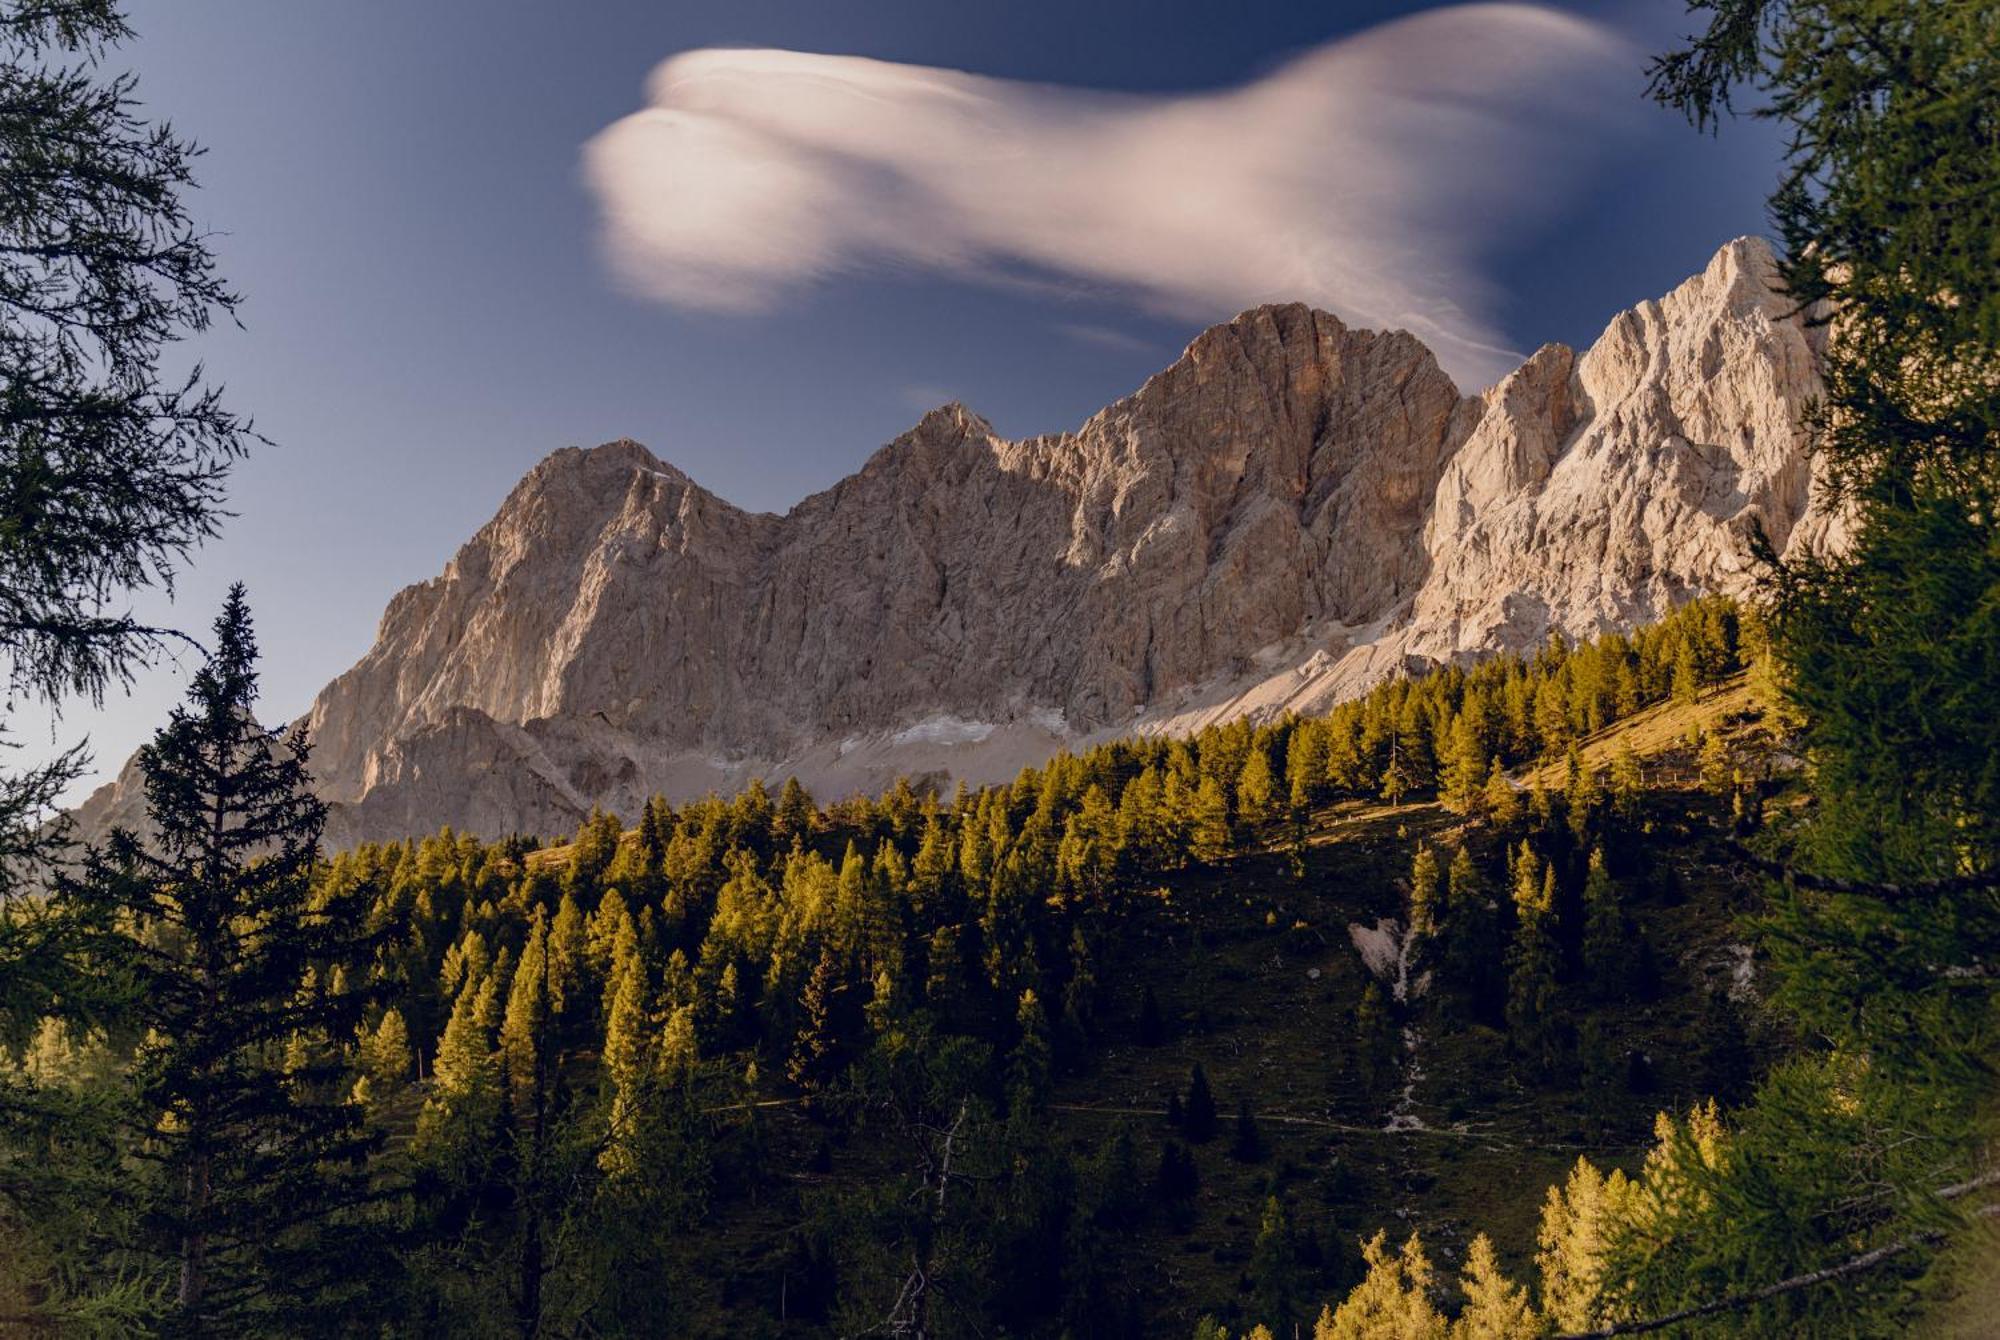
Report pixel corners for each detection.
[45,0,1779,800]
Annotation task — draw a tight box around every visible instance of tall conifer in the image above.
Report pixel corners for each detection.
[64,588,381,1332]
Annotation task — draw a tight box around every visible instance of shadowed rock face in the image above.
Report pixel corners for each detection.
[74,238,1833,847]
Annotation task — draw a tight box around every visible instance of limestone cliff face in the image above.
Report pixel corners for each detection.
[74,237,1835,846]
[1401,237,1826,663]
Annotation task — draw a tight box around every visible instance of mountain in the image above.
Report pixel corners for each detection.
[75,237,1835,847]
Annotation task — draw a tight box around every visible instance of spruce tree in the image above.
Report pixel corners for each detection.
[1406,844,1441,942]
[1137,984,1165,1047]
[1182,1063,1217,1144]
[0,21,263,1301]
[1007,988,1052,1116]
[1579,849,1630,1002]
[1439,846,1499,1022]
[1504,846,1561,1074]
[1230,1096,1265,1163]
[63,588,381,1333]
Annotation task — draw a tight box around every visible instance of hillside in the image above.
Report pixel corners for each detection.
[245,598,1821,1336]
[496,668,1781,1332]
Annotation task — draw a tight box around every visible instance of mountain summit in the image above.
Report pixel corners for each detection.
[77,238,1837,846]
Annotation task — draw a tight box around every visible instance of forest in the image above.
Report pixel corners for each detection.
[1,0,1996,1335]
[10,593,1793,1337]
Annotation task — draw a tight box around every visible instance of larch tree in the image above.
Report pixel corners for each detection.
[1189,773,1232,866]
[1483,760,1521,827]
[0,0,256,983]
[0,12,262,1301]
[1439,713,1489,816]
[1450,1234,1537,1339]
[1315,1231,1447,1340]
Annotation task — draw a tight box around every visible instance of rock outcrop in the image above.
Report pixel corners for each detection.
[74,237,1835,846]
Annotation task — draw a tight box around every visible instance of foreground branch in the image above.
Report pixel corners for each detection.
[1727,844,2000,900]
[1555,1172,2000,1338]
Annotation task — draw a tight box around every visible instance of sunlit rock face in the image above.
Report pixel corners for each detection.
[74,238,1833,847]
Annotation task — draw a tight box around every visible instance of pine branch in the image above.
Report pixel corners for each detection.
[1553,1171,2000,1339]
[1727,843,2000,900]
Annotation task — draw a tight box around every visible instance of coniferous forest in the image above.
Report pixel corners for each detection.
[0,1,1996,1336]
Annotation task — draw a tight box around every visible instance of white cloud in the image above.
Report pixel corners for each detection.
[580,3,1637,389]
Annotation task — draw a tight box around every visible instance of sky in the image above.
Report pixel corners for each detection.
[41,0,1780,802]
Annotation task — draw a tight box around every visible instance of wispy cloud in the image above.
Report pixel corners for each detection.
[898,383,960,414]
[581,3,1637,388]
[1056,322,1164,357]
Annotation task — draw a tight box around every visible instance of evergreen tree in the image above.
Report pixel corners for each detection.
[788,945,848,1108]
[1563,745,1599,841]
[1237,744,1279,831]
[1137,984,1165,1047]
[547,892,589,1035]
[1608,739,1644,822]
[63,589,381,1332]
[422,970,501,1163]
[1190,774,1232,866]
[1248,1195,1302,1329]
[1579,848,1630,1002]
[1504,845,1561,1073]
[1483,760,1520,827]
[1670,640,1700,705]
[0,16,264,1313]
[1155,1140,1199,1224]
[500,909,552,1114]
[1182,1063,1217,1144]
[657,1002,699,1088]
[1007,988,1052,1116]
[774,776,815,849]
[1230,1096,1265,1163]
[357,1008,413,1097]
[597,921,651,1178]
[1439,847,1499,1022]
[1439,713,1488,817]
[1696,729,1732,799]
[1407,844,1441,942]
[1355,981,1398,1095]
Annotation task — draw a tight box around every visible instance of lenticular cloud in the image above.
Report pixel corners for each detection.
[581,2,1635,389]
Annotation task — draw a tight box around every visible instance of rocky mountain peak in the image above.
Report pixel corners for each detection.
[71,236,1832,847]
